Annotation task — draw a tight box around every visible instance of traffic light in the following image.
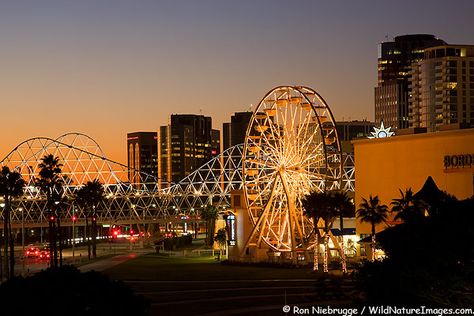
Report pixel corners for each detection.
[130,230,134,235]
[91,215,97,222]
[72,215,77,222]
[49,214,56,222]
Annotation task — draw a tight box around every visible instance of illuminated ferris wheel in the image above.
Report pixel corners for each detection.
[242,86,342,254]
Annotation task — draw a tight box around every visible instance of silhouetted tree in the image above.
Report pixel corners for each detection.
[36,155,64,268]
[214,228,227,261]
[357,194,474,306]
[356,195,389,261]
[0,265,149,315]
[201,205,218,246]
[75,179,105,259]
[331,191,354,273]
[391,188,425,223]
[0,166,25,279]
[302,191,336,272]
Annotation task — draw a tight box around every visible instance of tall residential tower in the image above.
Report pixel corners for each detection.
[409,44,474,131]
[375,34,446,129]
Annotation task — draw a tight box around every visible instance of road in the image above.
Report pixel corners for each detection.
[11,240,145,276]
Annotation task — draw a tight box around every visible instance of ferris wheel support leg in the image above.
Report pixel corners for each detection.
[239,179,278,259]
[279,172,305,264]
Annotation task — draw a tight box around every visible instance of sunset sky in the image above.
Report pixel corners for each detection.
[1,0,473,163]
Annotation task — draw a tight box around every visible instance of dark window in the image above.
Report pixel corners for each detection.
[447,48,455,56]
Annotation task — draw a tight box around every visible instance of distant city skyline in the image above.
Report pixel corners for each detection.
[1,0,473,163]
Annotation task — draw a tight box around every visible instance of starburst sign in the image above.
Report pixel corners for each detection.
[368,121,394,139]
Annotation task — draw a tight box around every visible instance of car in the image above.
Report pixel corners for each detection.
[25,245,40,258]
[38,249,50,260]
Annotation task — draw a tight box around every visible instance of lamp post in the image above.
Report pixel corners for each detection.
[54,200,61,267]
[72,208,77,264]
[20,208,25,276]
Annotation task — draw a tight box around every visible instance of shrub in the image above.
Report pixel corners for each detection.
[0,265,149,315]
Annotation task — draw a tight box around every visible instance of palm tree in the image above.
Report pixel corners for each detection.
[201,205,218,246]
[74,179,105,259]
[214,228,227,260]
[36,154,63,268]
[331,191,354,273]
[356,195,389,261]
[0,166,26,279]
[302,191,336,272]
[391,188,425,223]
[303,191,322,271]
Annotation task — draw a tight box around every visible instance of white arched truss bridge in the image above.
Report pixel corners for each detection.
[0,133,354,228]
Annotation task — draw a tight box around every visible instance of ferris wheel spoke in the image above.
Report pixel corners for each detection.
[299,142,325,166]
[298,129,321,157]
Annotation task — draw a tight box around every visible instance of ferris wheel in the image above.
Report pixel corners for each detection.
[242,86,342,254]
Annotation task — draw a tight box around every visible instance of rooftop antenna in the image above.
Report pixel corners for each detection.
[199,107,203,115]
[385,34,389,41]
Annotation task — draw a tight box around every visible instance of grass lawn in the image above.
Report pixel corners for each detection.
[102,253,356,315]
[104,254,337,281]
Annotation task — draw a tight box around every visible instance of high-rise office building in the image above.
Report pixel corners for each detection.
[223,111,253,150]
[127,132,158,184]
[158,114,220,185]
[409,45,474,131]
[375,34,446,129]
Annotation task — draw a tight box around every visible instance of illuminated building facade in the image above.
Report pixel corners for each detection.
[159,114,220,185]
[409,45,474,131]
[127,132,158,184]
[353,127,474,240]
[375,34,446,129]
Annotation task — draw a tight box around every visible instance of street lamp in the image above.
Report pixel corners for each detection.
[72,209,77,264]
[19,208,25,276]
[54,200,61,266]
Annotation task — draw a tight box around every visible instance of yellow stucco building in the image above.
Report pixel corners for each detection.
[353,127,474,237]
